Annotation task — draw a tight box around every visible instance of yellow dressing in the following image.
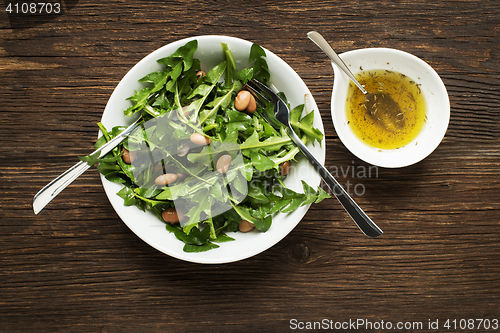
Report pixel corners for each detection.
[346,69,427,149]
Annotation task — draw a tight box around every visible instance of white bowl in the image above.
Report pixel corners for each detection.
[99,36,324,264]
[331,48,450,168]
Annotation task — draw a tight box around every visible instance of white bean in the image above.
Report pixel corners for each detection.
[238,219,255,232]
[190,133,211,145]
[155,173,178,185]
[216,154,232,173]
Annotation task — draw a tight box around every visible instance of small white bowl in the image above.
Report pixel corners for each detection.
[331,48,450,168]
[100,36,324,264]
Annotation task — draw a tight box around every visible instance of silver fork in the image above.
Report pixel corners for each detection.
[32,118,142,215]
[246,79,383,238]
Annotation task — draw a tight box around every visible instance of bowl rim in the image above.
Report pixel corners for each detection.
[330,47,450,168]
[99,35,325,264]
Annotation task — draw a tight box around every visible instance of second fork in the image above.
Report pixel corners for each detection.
[246,79,383,238]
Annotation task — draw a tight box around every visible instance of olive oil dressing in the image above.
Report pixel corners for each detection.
[346,69,427,149]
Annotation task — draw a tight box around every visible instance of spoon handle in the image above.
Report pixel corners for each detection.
[307,31,368,95]
[287,128,383,238]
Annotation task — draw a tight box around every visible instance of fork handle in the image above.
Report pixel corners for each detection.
[288,130,383,238]
[32,161,92,215]
[32,118,141,215]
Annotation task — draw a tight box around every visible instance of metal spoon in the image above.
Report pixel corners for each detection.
[307,31,404,131]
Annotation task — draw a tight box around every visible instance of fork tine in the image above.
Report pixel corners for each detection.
[245,81,272,109]
[244,83,266,108]
[248,80,278,102]
[245,79,289,131]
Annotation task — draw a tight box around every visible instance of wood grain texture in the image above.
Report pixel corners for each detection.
[1,0,500,332]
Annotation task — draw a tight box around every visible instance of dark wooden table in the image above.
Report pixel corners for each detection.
[2,1,500,332]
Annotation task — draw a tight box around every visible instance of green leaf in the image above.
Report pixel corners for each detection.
[188,83,213,99]
[198,80,241,125]
[124,42,199,118]
[165,223,191,242]
[249,43,267,62]
[281,196,305,214]
[224,108,253,134]
[169,61,184,83]
[311,182,331,203]
[157,39,198,72]
[289,104,303,133]
[240,131,261,156]
[222,42,238,88]
[116,187,137,206]
[134,186,162,199]
[96,162,121,174]
[139,71,169,85]
[234,67,253,83]
[183,242,219,252]
[104,172,130,185]
[219,209,242,232]
[186,225,211,245]
[229,170,248,197]
[165,223,216,251]
[247,183,270,204]
[268,181,331,215]
[205,61,227,85]
[212,232,235,243]
[268,146,301,168]
[250,151,275,172]
[240,130,292,156]
[240,163,253,182]
[186,62,227,118]
[124,74,170,117]
[183,190,212,235]
[249,43,270,84]
[124,88,151,117]
[253,215,272,232]
[78,151,101,166]
[290,105,324,145]
[152,91,171,109]
[94,134,108,150]
[294,181,316,207]
[231,203,258,223]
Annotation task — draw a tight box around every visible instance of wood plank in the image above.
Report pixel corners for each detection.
[1,0,500,331]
